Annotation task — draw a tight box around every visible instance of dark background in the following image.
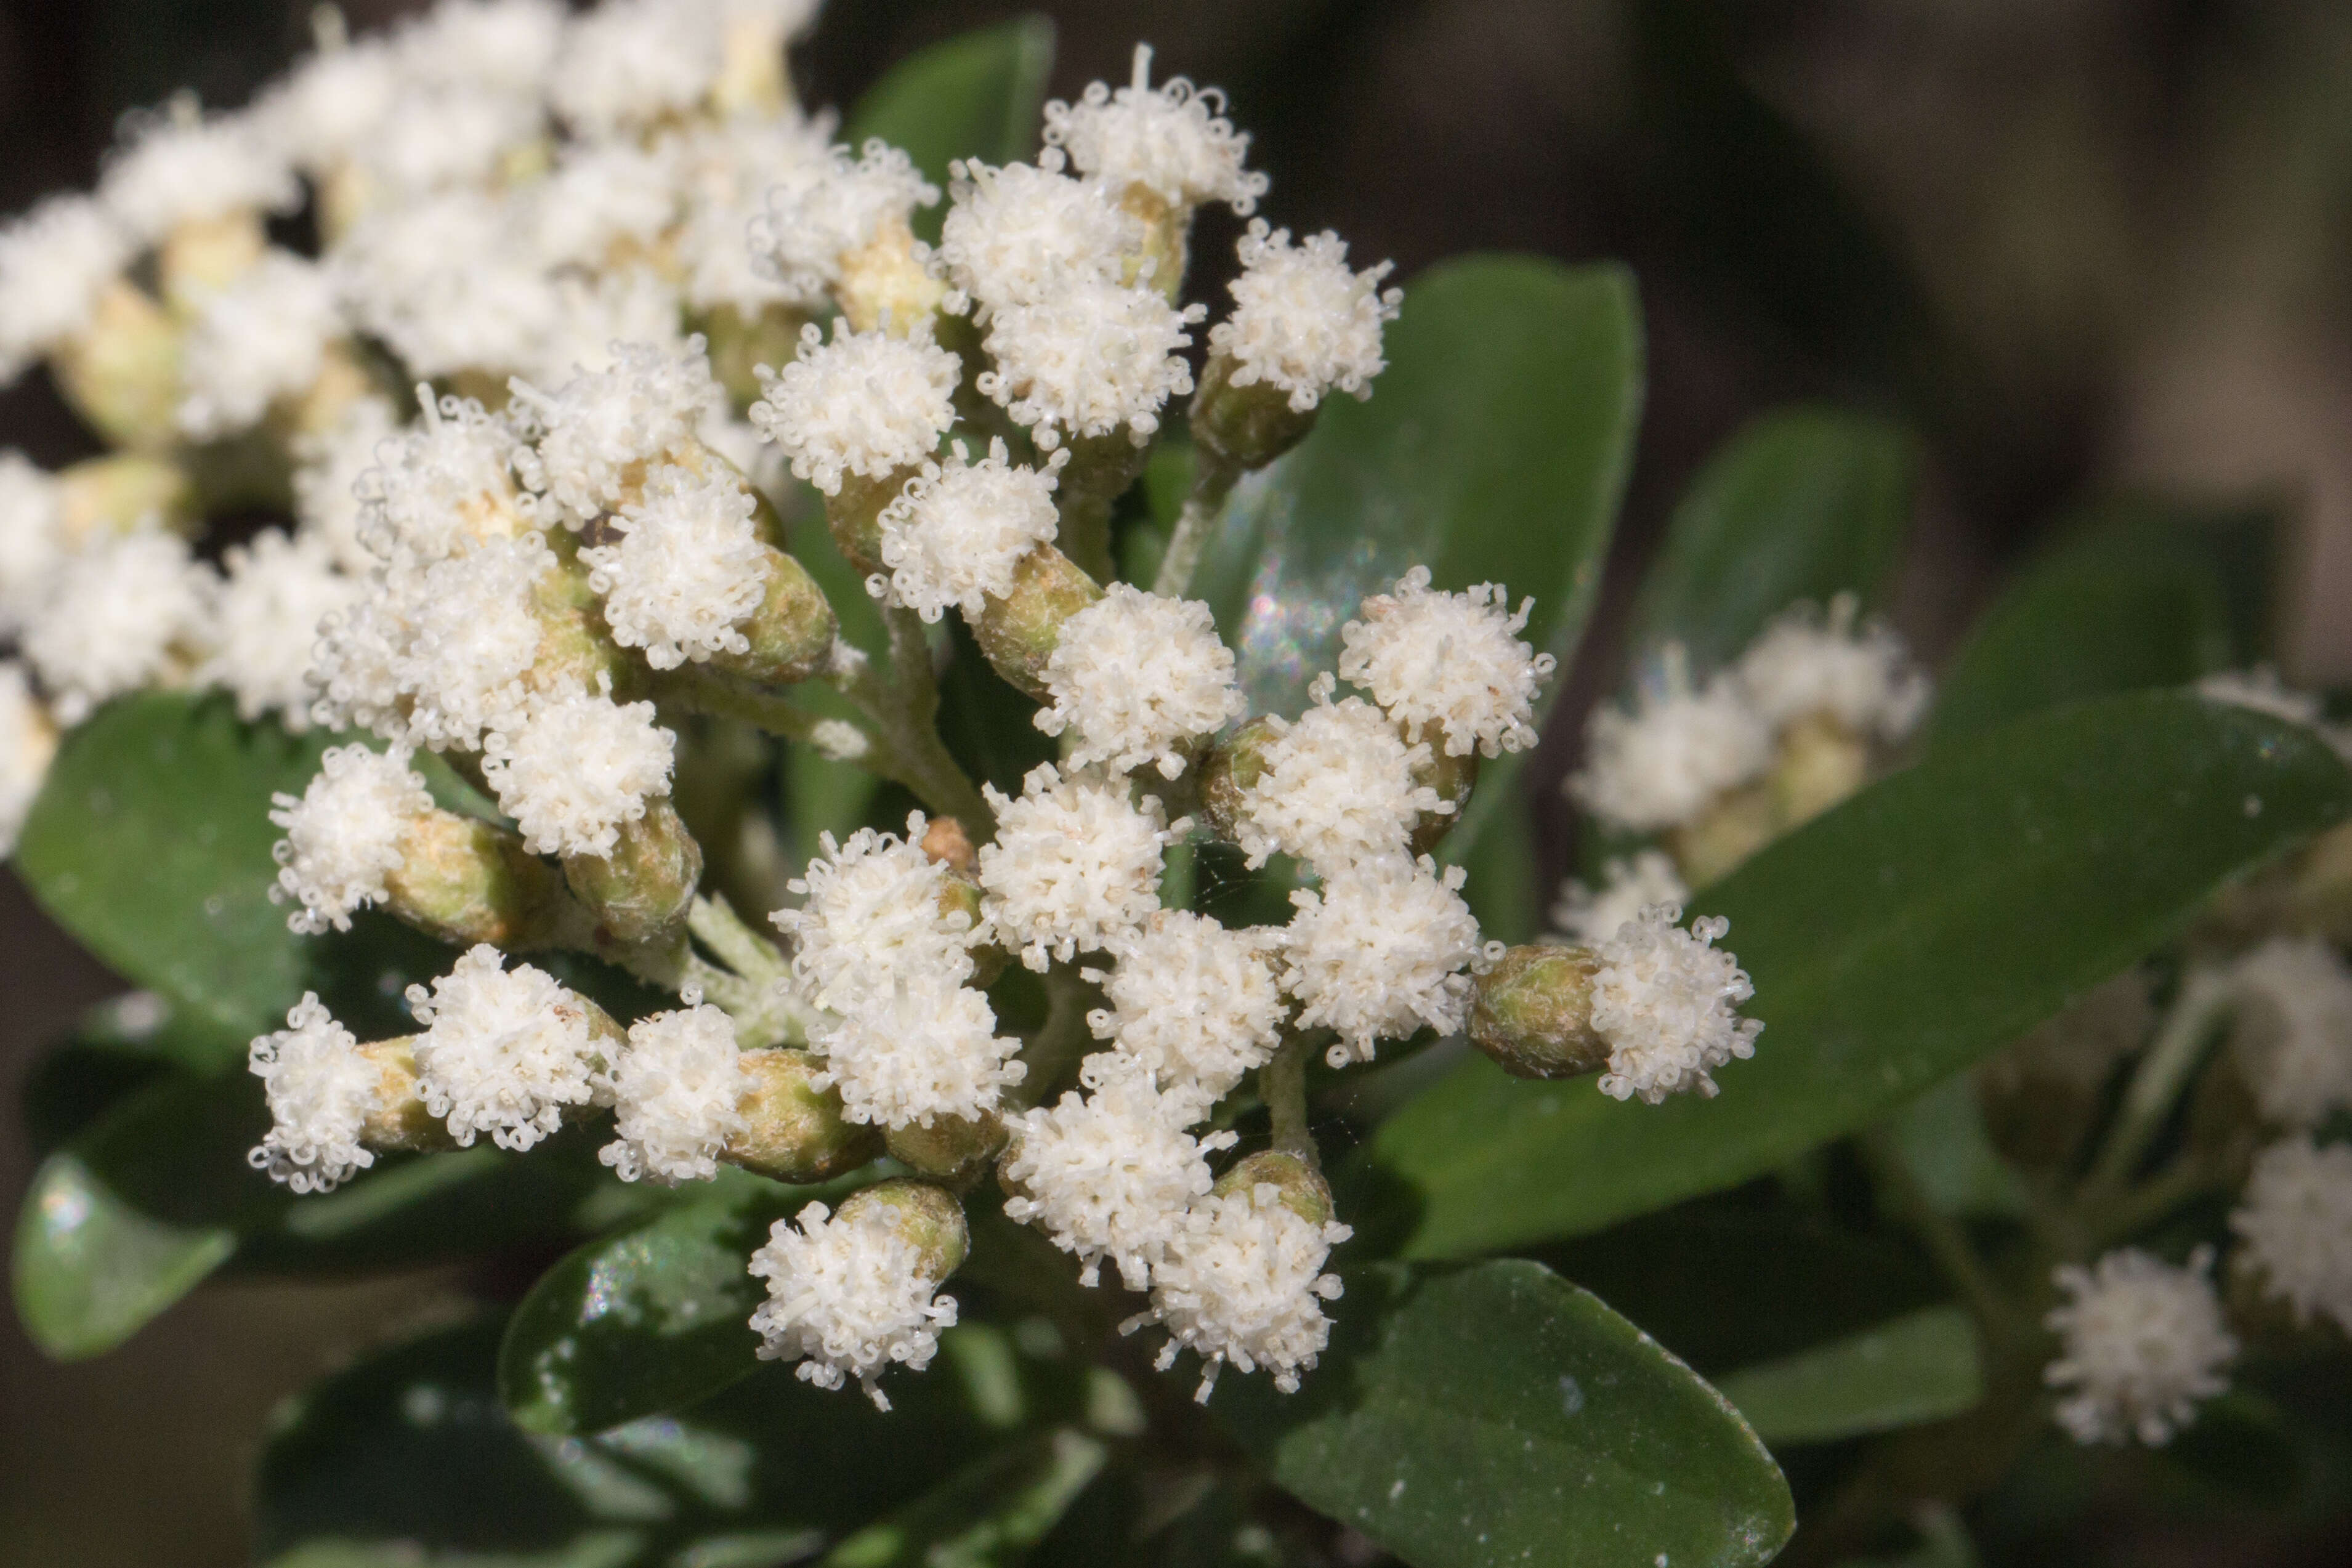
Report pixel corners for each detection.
[6,1,2352,1561]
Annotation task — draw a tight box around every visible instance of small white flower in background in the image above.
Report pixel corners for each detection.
[1735,594,1929,742]
[408,944,610,1151]
[581,463,766,670]
[1234,685,1445,876]
[1283,854,1491,1065]
[2045,1247,2236,1447]
[2230,1136,2352,1336]
[386,532,556,751]
[980,764,1179,971]
[1552,851,1690,948]
[0,450,65,631]
[600,1004,749,1185]
[540,266,693,382]
[873,437,1063,621]
[774,814,982,1014]
[1588,905,1763,1103]
[397,0,570,96]
[2223,934,2352,1127]
[1130,1179,1349,1402]
[330,190,562,380]
[483,689,675,859]
[751,321,960,496]
[269,742,432,934]
[675,118,833,317]
[1571,646,1774,835]
[548,0,724,139]
[177,251,344,438]
[510,339,721,527]
[23,530,214,725]
[1086,909,1288,1107]
[247,993,381,1194]
[1001,1051,1234,1289]
[974,276,1203,450]
[748,1198,959,1410]
[294,396,401,574]
[203,530,358,730]
[1036,584,1244,779]
[0,661,57,856]
[751,140,939,308]
[97,102,298,247]
[1211,222,1400,412]
[344,80,540,208]
[1338,567,1554,759]
[1042,44,1267,217]
[809,976,1025,1130]
[938,156,1140,317]
[522,139,682,272]
[0,195,132,381]
[354,388,525,567]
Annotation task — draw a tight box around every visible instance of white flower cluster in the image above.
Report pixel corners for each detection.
[1586,906,1764,1103]
[748,1197,958,1410]
[269,742,434,933]
[405,944,613,1152]
[599,1003,748,1185]
[247,992,382,1194]
[1210,221,1402,413]
[2223,934,2352,1126]
[2230,1136,2352,1336]
[2044,1247,2237,1447]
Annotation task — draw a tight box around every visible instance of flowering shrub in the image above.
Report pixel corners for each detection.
[6,4,2352,1566]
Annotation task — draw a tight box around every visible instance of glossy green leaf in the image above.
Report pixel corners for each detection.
[823,1428,1108,1568]
[1625,405,1916,675]
[1881,1074,2032,1218]
[1933,501,2275,743]
[1370,693,2352,1257]
[1713,1306,1982,1445]
[1216,1259,1792,1568]
[845,17,1056,243]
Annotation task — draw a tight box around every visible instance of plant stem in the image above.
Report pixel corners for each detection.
[1150,453,1240,600]
[2082,969,2231,1200]
[1016,963,1098,1108]
[1859,1127,2020,1343]
[829,636,998,835]
[1261,1036,1315,1166]
[2090,1160,2225,1251]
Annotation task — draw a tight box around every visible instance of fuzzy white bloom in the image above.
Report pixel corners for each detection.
[269,742,432,934]
[307,584,413,739]
[1234,686,1445,876]
[407,945,610,1152]
[1588,905,1763,1104]
[675,117,835,315]
[1736,594,1930,742]
[1042,45,1267,216]
[1211,222,1400,412]
[1338,567,1553,758]
[748,1198,959,1410]
[2231,1136,2352,1336]
[1570,647,1774,834]
[1551,851,1690,947]
[524,140,682,271]
[0,450,64,631]
[2225,936,2352,1127]
[1283,854,1490,1065]
[752,140,939,308]
[254,36,402,174]
[1037,584,1243,779]
[348,82,542,205]
[0,661,57,856]
[294,395,400,573]
[976,278,1203,450]
[549,0,724,137]
[980,764,1178,971]
[246,993,380,1195]
[873,438,1062,621]
[1086,910,1287,1104]
[1130,1181,1349,1402]
[23,530,213,725]
[98,104,297,244]
[0,196,133,379]
[751,321,960,496]
[581,464,767,669]
[203,530,358,729]
[2045,1247,2236,1447]
[600,1004,749,1185]
[511,340,721,526]
[390,533,556,750]
[810,976,1025,1130]
[398,0,568,97]
[483,690,675,859]
[937,156,1139,316]
[774,813,980,1014]
[332,192,562,378]
[354,389,525,566]
[536,266,691,384]
[1002,1053,1235,1288]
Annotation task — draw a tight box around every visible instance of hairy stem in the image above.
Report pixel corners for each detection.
[1261,1036,1315,1166]
[2082,969,2231,1200]
[1150,453,1240,600]
[830,636,998,834]
[1016,963,1099,1108]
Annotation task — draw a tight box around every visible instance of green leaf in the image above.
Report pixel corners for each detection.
[1216,1259,1790,1568]
[823,1428,1108,1568]
[845,17,1057,244]
[1713,1306,1982,1446]
[1624,405,1916,675]
[1932,500,2274,744]
[1369,692,2352,1256]
[1881,1075,2032,1218]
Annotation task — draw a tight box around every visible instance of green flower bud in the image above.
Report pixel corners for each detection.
[1771,712,1870,831]
[382,810,578,950]
[1190,351,1319,472]
[724,1048,881,1182]
[1198,716,1280,843]
[970,543,1103,700]
[54,453,196,541]
[1049,430,1150,583]
[839,1177,969,1282]
[885,1111,1009,1189]
[50,280,181,451]
[353,1038,458,1153]
[1469,945,1612,1080]
[562,796,702,945]
[1667,780,1777,889]
[823,468,909,576]
[1213,1149,1336,1226]
[702,302,809,414]
[710,544,836,685]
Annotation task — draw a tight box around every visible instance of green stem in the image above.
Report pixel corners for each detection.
[1859,1128,2021,1343]
[1261,1037,1315,1166]
[2090,1160,2225,1251]
[687,894,787,983]
[1150,453,1240,600]
[828,636,996,834]
[2082,969,2230,1200]
[1016,963,1098,1108]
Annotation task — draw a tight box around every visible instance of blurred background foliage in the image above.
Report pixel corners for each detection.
[6,1,2352,1563]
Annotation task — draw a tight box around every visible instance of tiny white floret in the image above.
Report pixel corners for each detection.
[581,463,768,669]
[750,321,959,496]
[1086,909,1288,1104]
[247,993,381,1195]
[1736,594,1929,742]
[1570,646,1774,834]
[482,690,676,859]
[873,438,1062,621]
[407,945,611,1152]
[1338,566,1554,758]
[1210,221,1400,412]
[748,1198,960,1410]
[601,1005,750,1186]
[2230,1136,2352,1337]
[1283,854,1490,1065]
[1588,905,1763,1104]
[2044,1247,2236,1447]
[1037,584,1243,778]
[979,764,1178,971]
[1126,1179,1349,1402]
[1041,45,1267,216]
[270,742,432,935]
[1551,851,1690,948]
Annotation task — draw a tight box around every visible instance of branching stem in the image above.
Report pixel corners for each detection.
[1150,453,1240,600]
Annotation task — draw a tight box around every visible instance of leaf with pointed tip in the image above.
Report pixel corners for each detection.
[846,17,1057,243]
[1713,1306,1982,1445]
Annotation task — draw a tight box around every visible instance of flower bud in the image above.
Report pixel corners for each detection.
[1770,712,1870,831]
[50,280,182,451]
[1190,350,1319,473]
[352,1037,458,1153]
[158,210,267,308]
[969,544,1102,700]
[382,810,578,950]
[919,815,977,876]
[1213,1149,1336,1226]
[1117,184,1189,304]
[1666,781,1777,890]
[1049,430,1151,581]
[709,544,836,685]
[1198,716,1280,843]
[531,541,641,703]
[838,1176,969,1282]
[886,1111,1008,1189]
[724,1048,881,1182]
[1408,747,1480,857]
[836,217,948,338]
[704,302,810,413]
[54,452,196,541]
[562,796,702,945]
[822,468,910,576]
[1469,945,1611,1080]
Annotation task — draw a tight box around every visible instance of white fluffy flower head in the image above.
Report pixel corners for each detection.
[99,103,297,243]
[512,340,721,527]
[1131,1181,1349,1402]
[549,0,724,137]
[980,765,1178,971]
[23,530,213,725]
[270,743,432,934]
[873,438,1062,621]
[2226,935,2352,1126]
[407,945,610,1152]
[1211,222,1400,412]
[938,156,1140,315]
[389,532,556,750]
[357,388,527,566]
[775,812,980,1015]
[1736,594,1929,742]
[483,690,676,859]
[751,321,959,496]
[1588,905,1763,1104]
[1037,584,1243,779]
[1086,910,1288,1104]
[1339,567,1554,758]
[257,33,402,173]
[2231,1136,2352,1336]
[0,451,65,631]
[1552,851,1689,947]
[1284,855,1491,1065]
[600,1005,749,1186]
[976,278,1202,450]
[1235,685,1446,876]
[809,976,1024,1130]
[203,530,357,729]
[247,993,380,1195]
[331,191,562,378]
[2045,1247,2236,1447]
[398,0,568,96]
[294,397,398,573]
[581,464,767,669]
[1571,646,1774,834]
[752,140,939,307]
[748,1198,959,1409]
[1042,45,1266,216]
[0,196,132,379]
